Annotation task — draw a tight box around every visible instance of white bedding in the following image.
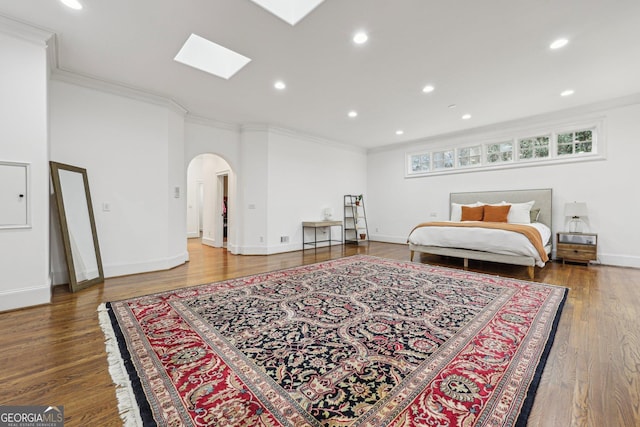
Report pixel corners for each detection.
[408,222,551,267]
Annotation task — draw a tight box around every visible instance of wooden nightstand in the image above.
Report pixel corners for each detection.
[556,232,598,265]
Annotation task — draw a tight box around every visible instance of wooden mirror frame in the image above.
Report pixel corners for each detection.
[50,161,104,292]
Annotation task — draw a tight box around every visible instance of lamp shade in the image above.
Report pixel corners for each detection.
[564,202,588,218]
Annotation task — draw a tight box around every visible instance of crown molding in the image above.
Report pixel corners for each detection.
[185,114,239,132]
[0,14,53,46]
[371,92,640,154]
[240,123,366,154]
[51,68,188,115]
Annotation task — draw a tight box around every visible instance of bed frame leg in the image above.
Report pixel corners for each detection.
[410,250,415,262]
[463,258,468,269]
[527,266,535,280]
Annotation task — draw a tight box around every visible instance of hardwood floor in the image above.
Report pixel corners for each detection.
[1,240,639,426]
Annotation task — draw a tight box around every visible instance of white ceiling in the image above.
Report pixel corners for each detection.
[1,0,639,149]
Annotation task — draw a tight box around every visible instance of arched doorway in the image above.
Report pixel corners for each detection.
[186,154,234,249]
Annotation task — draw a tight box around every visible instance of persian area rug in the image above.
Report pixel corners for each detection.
[98,255,567,427]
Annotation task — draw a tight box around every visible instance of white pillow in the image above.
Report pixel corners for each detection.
[503,200,535,224]
[450,202,483,222]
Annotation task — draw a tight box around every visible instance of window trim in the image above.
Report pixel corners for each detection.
[405,118,604,178]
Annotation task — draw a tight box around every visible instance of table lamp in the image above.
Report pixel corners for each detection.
[564,202,588,233]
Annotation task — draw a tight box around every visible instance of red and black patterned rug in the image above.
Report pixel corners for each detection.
[99,255,567,426]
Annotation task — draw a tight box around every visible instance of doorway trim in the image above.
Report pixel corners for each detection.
[214,170,230,248]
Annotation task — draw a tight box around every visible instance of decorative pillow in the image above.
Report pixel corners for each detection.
[483,204,511,222]
[450,202,483,221]
[461,205,484,221]
[530,208,541,223]
[503,200,535,224]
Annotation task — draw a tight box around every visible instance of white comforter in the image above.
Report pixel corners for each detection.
[408,222,551,267]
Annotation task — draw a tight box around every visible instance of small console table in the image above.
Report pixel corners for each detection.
[302,220,343,249]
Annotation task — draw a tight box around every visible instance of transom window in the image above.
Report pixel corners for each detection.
[409,153,430,173]
[557,129,593,155]
[458,146,482,167]
[518,135,550,160]
[406,123,601,178]
[433,150,454,170]
[487,142,513,164]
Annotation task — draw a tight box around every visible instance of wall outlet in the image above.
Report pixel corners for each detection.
[259,236,264,243]
[429,212,437,217]
[280,236,289,243]
[102,202,111,212]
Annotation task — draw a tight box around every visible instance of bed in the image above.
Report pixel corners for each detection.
[408,188,553,279]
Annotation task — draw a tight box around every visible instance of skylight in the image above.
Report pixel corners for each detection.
[174,34,251,80]
[250,0,325,26]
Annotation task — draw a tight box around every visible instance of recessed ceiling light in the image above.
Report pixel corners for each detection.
[353,32,368,44]
[462,114,472,120]
[550,38,569,49]
[348,111,358,118]
[249,0,325,26]
[274,80,286,90]
[174,34,251,80]
[396,130,404,135]
[60,0,82,10]
[560,89,575,97]
[422,85,435,93]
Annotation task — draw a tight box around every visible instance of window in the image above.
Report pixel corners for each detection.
[518,136,550,160]
[409,153,430,173]
[557,129,593,156]
[458,146,482,167]
[404,119,602,178]
[486,142,513,164]
[433,150,454,170]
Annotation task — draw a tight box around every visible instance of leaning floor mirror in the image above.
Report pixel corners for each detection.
[50,161,104,292]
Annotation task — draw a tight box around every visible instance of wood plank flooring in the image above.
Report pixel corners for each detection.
[1,240,639,426]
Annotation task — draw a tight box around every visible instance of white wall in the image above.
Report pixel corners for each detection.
[185,119,239,252]
[368,99,640,268]
[186,123,367,255]
[0,24,51,311]
[49,79,188,280]
[236,126,269,254]
[186,156,204,238]
[266,128,367,254]
[167,110,186,261]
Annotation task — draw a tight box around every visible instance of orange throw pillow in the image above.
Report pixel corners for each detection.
[461,205,484,221]
[483,205,511,222]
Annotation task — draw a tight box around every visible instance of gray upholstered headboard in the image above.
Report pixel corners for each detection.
[450,188,552,229]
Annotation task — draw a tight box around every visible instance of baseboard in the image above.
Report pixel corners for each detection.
[235,242,305,255]
[597,253,640,269]
[0,282,51,312]
[186,231,200,239]
[103,251,189,278]
[201,237,217,247]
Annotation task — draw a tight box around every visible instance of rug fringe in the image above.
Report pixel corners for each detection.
[98,303,144,427]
